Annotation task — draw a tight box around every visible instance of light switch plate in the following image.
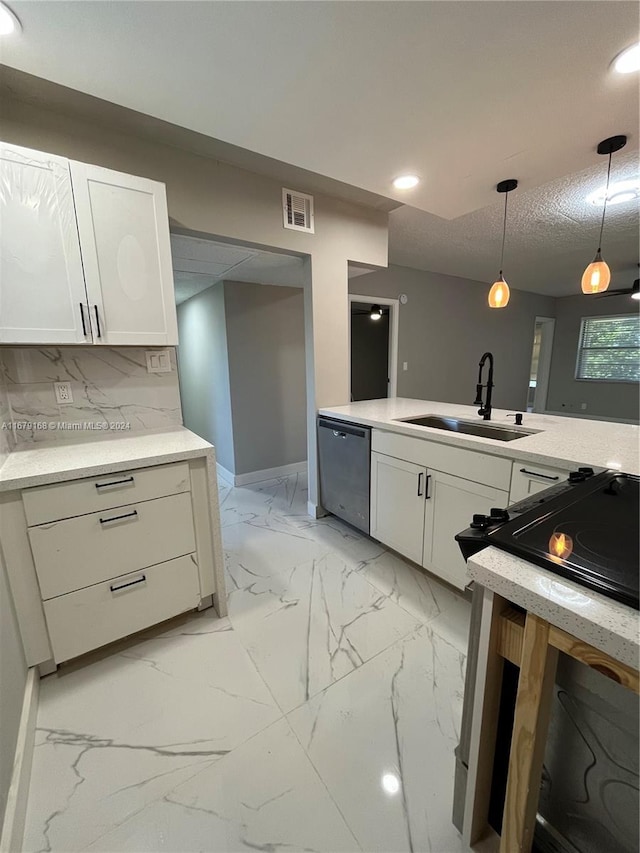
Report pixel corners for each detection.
[145,349,172,373]
[403,362,408,371]
[54,381,73,404]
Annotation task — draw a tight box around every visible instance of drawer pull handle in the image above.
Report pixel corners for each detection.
[99,509,138,525]
[95,476,135,489]
[519,468,560,481]
[110,574,146,593]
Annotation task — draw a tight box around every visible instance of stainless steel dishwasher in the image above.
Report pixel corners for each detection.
[317,417,370,534]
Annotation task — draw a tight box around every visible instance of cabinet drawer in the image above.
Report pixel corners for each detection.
[43,554,201,663]
[23,461,191,526]
[509,461,572,504]
[30,492,196,600]
[372,429,512,491]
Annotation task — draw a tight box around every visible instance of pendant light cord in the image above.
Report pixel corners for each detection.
[597,151,612,252]
[499,190,509,276]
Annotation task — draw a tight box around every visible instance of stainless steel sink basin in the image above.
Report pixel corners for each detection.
[395,415,535,442]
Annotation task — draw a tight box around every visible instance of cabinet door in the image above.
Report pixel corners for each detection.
[509,461,571,504]
[0,143,90,344]
[370,451,426,564]
[70,161,178,346]
[423,471,508,590]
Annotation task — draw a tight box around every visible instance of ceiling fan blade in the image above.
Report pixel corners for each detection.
[595,288,633,298]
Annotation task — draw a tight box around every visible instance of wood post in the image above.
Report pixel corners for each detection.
[499,613,558,853]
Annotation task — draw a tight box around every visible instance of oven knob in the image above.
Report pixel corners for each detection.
[569,471,587,483]
[578,467,595,478]
[470,514,491,530]
[490,508,510,522]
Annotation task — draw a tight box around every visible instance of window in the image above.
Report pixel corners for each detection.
[576,314,640,382]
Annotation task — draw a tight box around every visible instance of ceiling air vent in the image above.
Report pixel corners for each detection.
[283,188,315,234]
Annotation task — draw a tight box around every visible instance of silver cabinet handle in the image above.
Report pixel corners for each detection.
[332,430,347,438]
[95,476,135,490]
[110,574,146,593]
[519,468,559,481]
[99,509,138,525]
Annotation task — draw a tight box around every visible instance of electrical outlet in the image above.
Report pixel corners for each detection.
[54,382,73,404]
[581,403,587,410]
[145,349,172,373]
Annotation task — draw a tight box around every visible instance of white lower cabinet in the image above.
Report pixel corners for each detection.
[423,471,508,590]
[43,554,201,663]
[370,451,427,564]
[23,459,213,665]
[509,460,572,503]
[370,446,508,591]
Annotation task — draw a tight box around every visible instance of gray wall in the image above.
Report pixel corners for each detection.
[0,552,27,827]
[225,281,306,475]
[351,305,389,401]
[546,293,639,422]
[177,283,235,471]
[351,265,556,411]
[177,281,306,476]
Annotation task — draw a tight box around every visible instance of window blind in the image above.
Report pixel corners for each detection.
[576,314,640,382]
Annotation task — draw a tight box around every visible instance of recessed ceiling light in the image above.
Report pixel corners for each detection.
[381,773,400,795]
[613,42,640,74]
[0,2,20,35]
[393,174,420,190]
[586,179,640,206]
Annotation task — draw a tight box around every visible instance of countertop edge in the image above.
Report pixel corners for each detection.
[468,547,640,670]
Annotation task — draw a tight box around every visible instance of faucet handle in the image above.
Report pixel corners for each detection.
[473,384,483,406]
[507,413,523,426]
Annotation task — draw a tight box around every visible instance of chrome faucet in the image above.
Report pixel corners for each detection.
[474,352,494,420]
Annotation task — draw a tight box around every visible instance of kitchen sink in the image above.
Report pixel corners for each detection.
[395,415,535,442]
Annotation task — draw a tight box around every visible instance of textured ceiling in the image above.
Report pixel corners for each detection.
[171,235,306,304]
[2,1,638,218]
[390,150,640,296]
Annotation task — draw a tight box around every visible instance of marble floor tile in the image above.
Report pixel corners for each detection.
[84,718,360,852]
[23,473,473,853]
[229,551,421,713]
[288,625,469,853]
[23,617,281,852]
[358,549,472,653]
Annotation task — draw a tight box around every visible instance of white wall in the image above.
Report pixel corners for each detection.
[0,550,27,828]
[224,281,306,475]
[1,92,388,506]
[350,264,556,411]
[546,293,639,422]
[177,284,235,472]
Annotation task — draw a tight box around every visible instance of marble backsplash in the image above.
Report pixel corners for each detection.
[0,347,183,445]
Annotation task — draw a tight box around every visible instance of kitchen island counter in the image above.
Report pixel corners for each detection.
[319,398,639,476]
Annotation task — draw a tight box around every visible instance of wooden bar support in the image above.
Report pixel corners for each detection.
[499,613,558,853]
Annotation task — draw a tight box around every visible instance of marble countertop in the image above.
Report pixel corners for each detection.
[468,546,639,669]
[0,427,214,492]
[319,398,640,475]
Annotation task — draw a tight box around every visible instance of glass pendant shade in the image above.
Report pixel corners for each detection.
[581,251,611,294]
[488,275,510,308]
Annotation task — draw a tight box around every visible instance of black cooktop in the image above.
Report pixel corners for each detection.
[488,471,639,609]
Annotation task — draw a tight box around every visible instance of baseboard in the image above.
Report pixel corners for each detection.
[216,462,235,486]
[307,501,328,519]
[234,461,307,487]
[0,667,39,853]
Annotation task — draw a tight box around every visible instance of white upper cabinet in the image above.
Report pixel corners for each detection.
[0,143,90,344]
[70,162,178,346]
[0,142,178,346]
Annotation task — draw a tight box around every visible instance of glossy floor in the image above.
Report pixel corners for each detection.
[23,473,474,852]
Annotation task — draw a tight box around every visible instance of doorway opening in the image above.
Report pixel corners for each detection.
[349,294,399,401]
[527,316,555,412]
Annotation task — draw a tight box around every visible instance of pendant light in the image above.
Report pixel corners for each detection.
[488,179,517,308]
[581,135,627,295]
[370,304,383,321]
